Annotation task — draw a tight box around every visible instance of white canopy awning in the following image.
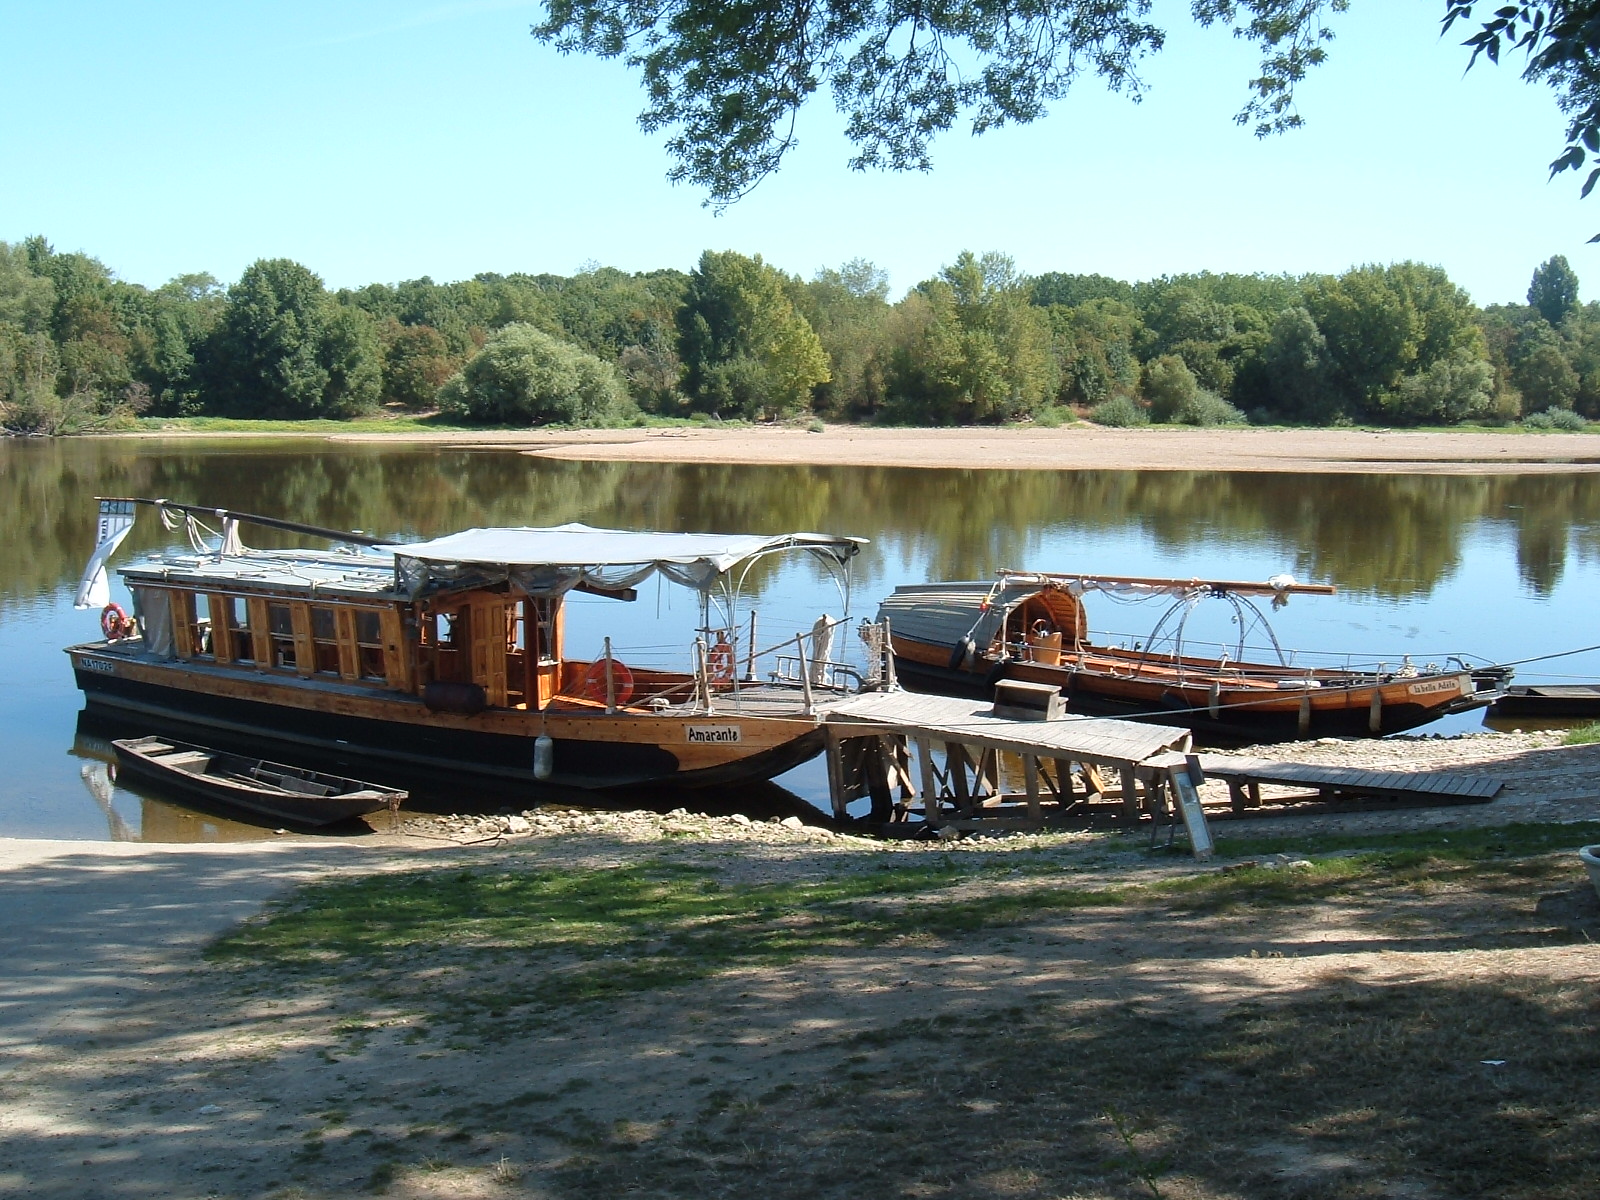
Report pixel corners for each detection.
[379,523,865,597]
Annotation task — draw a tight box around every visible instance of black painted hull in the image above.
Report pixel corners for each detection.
[76,666,824,800]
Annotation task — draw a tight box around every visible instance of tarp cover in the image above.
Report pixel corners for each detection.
[380,523,863,598]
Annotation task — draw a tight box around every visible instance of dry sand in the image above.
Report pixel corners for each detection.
[120,424,1600,474]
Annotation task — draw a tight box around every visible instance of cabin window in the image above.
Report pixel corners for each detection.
[268,604,297,669]
[172,591,206,660]
[224,597,253,663]
[310,606,341,676]
[355,610,386,681]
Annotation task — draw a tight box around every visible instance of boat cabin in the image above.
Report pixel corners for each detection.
[115,523,867,716]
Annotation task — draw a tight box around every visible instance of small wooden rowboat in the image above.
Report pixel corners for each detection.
[111,736,405,826]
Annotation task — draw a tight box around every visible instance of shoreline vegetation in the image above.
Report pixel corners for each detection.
[6,236,1600,439]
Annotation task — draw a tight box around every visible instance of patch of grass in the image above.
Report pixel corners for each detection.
[208,829,1598,1025]
[1562,722,1600,745]
[1215,820,1600,861]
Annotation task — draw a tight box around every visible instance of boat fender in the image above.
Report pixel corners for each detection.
[982,659,1010,691]
[100,602,132,641]
[422,680,488,715]
[533,734,554,781]
[948,635,977,672]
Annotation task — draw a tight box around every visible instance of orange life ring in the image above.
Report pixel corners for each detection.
[100,603,131,641]
[707,638,735,686]
[577,659,634,706]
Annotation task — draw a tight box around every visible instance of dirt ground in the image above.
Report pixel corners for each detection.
[118,424,1600,475]
[0,730,1596,1200]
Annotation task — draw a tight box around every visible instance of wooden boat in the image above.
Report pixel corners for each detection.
[111,736,406,826]
[1487,684,1600,719]
[878,571,1511,743]
[69,499,883,797]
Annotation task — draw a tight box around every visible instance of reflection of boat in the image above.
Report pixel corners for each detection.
[69,499,881,797]
[1487,685,1600,719]
[112,736,404,827]
[878,571,1510,744]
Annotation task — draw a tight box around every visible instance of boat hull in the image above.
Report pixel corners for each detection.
[111,737,402,827]
[71,646,826,797]
[891,639,1491,744]
[1487,685,1600,719]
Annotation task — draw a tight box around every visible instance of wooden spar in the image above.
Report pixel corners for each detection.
[96,496,389,547]
[998,568,1337,597]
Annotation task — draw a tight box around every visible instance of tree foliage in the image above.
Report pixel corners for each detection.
[1528,254,1580,324]
[205,259,383,419]
[677,251,830,419]
[534,1,1366,205]
[530,2,1588,209]
[437,323,625,425]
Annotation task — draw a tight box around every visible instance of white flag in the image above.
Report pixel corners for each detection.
[73,499,136,609]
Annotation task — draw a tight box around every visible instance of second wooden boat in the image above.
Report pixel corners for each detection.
[112,735,406,826]
[878,571,1511,743]
[1487,684,1600,719]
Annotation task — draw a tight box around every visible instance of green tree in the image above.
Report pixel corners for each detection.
[1513,341,1580,410]
[1528,254,1580,325]
[437,323,625,425]
[885,252,1057,423]
[382,322,457,409]
[799,259,893,419]
[204,259,382,418]
[1381,347,1495,424]
[1303,262,1487,419]
[1254,306,1337,421]
[1141,354,1199,423]
[677,250,829,419]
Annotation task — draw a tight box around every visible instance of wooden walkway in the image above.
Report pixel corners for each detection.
[1196,754,1504,812]
[818,692,1214,857]
[814,692,1507,853]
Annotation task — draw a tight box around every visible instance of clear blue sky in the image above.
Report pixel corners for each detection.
[1,1,1593,305]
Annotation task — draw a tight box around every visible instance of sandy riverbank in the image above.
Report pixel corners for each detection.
[1,730,1595,1199]
[108,424,1600,474]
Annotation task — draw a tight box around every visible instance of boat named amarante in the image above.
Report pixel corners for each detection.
[69,499,885,796]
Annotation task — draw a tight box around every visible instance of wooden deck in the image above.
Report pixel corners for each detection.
[818,691,1213,857]
[814,691,1507,854]
[1195,754,1504,812]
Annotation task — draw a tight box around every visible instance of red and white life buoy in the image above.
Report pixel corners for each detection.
[100,602,132,641]
[706,638,735,686]
[577,659,634,706]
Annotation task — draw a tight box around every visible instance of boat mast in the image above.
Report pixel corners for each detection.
[95,497,389,548]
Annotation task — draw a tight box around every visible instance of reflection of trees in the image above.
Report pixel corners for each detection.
[8,440,1600,612]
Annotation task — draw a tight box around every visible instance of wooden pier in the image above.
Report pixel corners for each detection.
[818,691,1214,857]
[817,691,1507,855]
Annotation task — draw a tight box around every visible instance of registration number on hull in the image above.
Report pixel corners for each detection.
[686,725,742,744]
[75,656,118,676]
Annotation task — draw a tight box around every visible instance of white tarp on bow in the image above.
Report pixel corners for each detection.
[73,498,137,609]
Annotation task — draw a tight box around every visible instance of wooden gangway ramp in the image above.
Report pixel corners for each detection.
[1196,754,1504,814]
[818,691,1215,857]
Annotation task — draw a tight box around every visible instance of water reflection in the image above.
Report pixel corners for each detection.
[6,437,1600,840]
[7,439,1600,609]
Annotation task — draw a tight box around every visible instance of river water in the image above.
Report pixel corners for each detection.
[4,437,1599,841]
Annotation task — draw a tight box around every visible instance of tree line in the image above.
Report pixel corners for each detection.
[2,234,1595,434]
